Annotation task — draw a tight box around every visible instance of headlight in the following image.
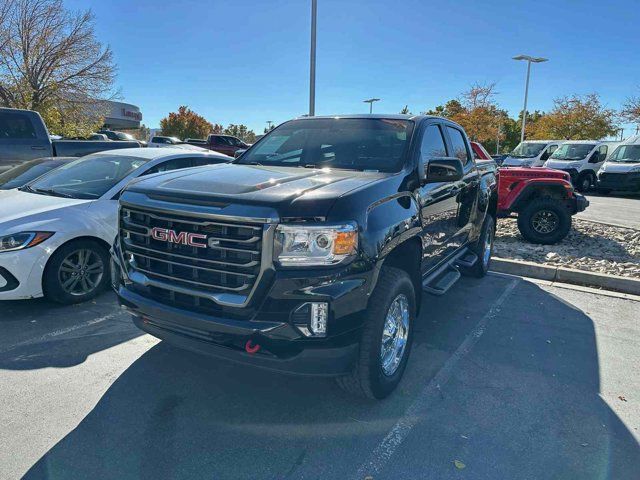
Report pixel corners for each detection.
[0,232,54,252]
[275,223,358,267]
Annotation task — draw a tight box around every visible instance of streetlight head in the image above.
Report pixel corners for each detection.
[363,98,381,104]
[513,54,548,63]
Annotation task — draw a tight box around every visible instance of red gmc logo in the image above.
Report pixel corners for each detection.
[150,227,207,248]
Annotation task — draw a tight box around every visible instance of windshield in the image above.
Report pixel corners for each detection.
[236,118,414,172]
[549,143,596,161]
[510,142,548,158]
[0,159,66,190]
[608,144,640,163]
[24,154,147,199]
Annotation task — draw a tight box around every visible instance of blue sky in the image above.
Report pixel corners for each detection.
[67,0,640,135]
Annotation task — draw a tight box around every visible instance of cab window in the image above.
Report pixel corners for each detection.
[420,125,448,159]
[446,126,471,164]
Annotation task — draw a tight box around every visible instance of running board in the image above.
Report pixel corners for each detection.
[422,248,475,296]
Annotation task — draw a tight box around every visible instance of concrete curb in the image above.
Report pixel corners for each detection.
[574,217,640,231]
[490,258,640,296]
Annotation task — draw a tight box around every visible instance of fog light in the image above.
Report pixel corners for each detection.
[293,302,329,337]
[310,302,328,336]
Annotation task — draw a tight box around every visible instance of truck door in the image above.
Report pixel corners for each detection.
[443,125,480,250]
[0,110,51,168]
[415,122,460,273]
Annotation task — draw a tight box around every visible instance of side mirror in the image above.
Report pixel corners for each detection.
[234,149,247,159]
[420,157,464,184]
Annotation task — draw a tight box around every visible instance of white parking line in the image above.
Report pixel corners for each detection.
[354,278,519,479]
[0,311,125,355]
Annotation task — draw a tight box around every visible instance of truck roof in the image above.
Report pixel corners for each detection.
[293,113,438,122]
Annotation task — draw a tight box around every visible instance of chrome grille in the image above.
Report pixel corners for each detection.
[119,207,263,300]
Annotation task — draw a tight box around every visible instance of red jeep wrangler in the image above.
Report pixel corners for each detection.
[472,142,589,244]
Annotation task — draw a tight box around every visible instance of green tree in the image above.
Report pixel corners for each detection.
[224,124,257,143]
[160,106,213,139]
[620,89,640,130]
[531,94,617,140]
[0,0,116,136]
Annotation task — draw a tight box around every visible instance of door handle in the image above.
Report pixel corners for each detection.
[31,146,47,150]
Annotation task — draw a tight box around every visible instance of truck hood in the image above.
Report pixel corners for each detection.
[123,163,390,220]
[0,189,92,231]
[544,159,585,169]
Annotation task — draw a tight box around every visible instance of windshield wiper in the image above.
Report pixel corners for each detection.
[32,188,75,198]
[19,185,36,193]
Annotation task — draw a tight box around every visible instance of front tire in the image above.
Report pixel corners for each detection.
[336,267,416,399]
[517,198,572,244]
[43,239,110,304]
[576,172,594,192]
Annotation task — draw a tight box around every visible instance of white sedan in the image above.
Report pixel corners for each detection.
[0,148,230,303]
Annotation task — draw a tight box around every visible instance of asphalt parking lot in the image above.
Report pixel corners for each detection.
[579,193,640,229]
[1,274,639,479]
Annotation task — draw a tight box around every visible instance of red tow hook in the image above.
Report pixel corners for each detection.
[245,340,261,354]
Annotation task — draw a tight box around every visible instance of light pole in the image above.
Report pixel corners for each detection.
[266,120,273,130]
[309,0,317,116]
[363,98,380,114]
[513,54,548,143]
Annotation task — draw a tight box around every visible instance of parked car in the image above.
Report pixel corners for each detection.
[0,157,75,190]
[502,140,563,167]
[97,130,146,146]
[149,136,209,151]
[88,133,109,141]
[472,141,588,244]
[201,134,251,156]
[0,108,141,170]
[149,136,182,146]
[596,140,640,194]
[184,138,208,146]
[111,115,498,399]
[0,148,230,304]
[544,141,609,192]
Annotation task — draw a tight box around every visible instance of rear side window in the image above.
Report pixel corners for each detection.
[0,112,37,139]
[446,127,471,164]
[145,157,194,174]
[420,125,448,158]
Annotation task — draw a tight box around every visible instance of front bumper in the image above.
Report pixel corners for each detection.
[113,245,372,376]
[0,245,51,300]
[119,286,360,376]
[575,194,589,213]
[597,173,640,192]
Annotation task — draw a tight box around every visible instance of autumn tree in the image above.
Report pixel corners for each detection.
[160,106,213,139]
[0,0,117,137]
[224,124,257,143]
[620,90,640,130]
[531,94,617,140]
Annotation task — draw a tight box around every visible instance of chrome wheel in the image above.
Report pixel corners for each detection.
[380,294,410,376]
[58,249,104,296]
[531,210,559,235]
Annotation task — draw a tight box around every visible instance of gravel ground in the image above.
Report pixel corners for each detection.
[495,218,640,278]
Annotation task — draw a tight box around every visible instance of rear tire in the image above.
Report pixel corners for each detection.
[43,239,110,304]
[576,172,594,192]
[336,267,415,400]
[517,198,572,244]
[464,214,495,278]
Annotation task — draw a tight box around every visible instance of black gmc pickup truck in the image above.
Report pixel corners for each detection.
[112,115,498,399]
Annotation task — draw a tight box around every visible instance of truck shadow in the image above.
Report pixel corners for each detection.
[22,276,640,479]
[0,291,142,370]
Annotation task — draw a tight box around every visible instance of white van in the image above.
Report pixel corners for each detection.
[543,141,609,192]
[596,138,640,194]
[502,140,563,167]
